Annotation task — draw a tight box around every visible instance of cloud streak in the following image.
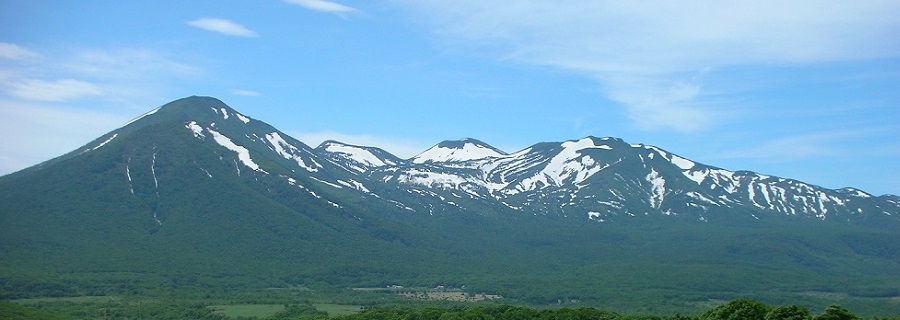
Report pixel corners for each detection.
[394,1,900,132]
[718,128,894,162]
[0,99,130,175]
[6,79,102,102]
[0,44,199,104]
[284,0,359,14]
[0,42,39,60]
[188,18,257,37]
[232,89,261,97]
[64,48,198,80]
[0,43,207,174]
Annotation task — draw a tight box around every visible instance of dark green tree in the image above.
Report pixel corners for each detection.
[812,305,858,320]
[700,299,769,320]
[765,305,809,320]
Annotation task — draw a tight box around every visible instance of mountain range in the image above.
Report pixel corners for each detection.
[1,96,898,313]
[35,95,895,224]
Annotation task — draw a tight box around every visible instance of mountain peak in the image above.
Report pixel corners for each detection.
[157,96,229,114]
[317,140,402,172]
[123,96,253,129]
[318,140,352,148]
[412,138,506,163]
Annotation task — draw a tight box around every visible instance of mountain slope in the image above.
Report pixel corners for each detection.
[0,97,472,290]
[316,140,404,173]
[1,96,898,314]
[374,136,899,224]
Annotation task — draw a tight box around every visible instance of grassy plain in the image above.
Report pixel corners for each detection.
[210,304,285,318]
[313,303,364,316]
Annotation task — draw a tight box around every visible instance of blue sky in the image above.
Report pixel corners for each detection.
[1,1,898,195]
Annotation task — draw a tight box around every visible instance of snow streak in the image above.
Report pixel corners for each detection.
[151,152,159,193]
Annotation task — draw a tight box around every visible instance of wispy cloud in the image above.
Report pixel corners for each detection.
[718,128,892,162]
[6,79,102,102]
[0,44,208,174]
[394,1,900,132]
[284,0,359,14]
[232,89,261,97]
[0,42,39,60]
[0,99,130,175]
[64,48,198,80]
[188,18,257,37]
[0,46,199,104]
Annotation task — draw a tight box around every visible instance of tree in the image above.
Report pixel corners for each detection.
[765,305,809,320]
[700,299,769,320]
[813,305,858,320]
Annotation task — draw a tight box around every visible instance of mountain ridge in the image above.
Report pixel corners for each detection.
[5,96,898,224]
[2,95,899,313]
[411,138,508,164]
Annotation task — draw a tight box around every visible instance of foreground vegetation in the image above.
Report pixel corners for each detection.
[2,297,899,320]
[3,217,898,315]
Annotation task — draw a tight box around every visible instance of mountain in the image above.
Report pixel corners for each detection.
[1,96,898,314]
[411,138,507,164]
[316,140,403,173]
[374,136,899,224]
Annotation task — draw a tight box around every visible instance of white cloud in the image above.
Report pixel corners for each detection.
[0,44,209,174]
[0,45,199,105]
[0,42,39,60]
[284,0,359,14]
[6,79,102,102]
[232,89,261,97]
[290,130,429,159]
[64,48,198,80]
[0,99,129,175]
[188,18,257,37]
[393,1,900,132]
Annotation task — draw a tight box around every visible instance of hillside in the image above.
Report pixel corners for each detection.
[1,96,898,314]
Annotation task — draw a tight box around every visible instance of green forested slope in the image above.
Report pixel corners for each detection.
[1,97,898,315]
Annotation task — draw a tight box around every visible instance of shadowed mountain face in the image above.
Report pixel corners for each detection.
[1,96,897,313]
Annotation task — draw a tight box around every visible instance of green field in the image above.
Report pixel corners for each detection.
[10,296,119,305]
[314,304,364,316]
[207,303,363,318]
[210,304,285,318]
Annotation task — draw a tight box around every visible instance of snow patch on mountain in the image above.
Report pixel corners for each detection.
[123,107,160,127]
[322,141,395,172]
[838,187,872,198]
[209,128,266,173]
[91,133,118,151]
[542,138,612,184]
[670,155,694,170]
[311,176,343,189]
[338,179,371,193]
[265,132,320,172]
[413,139,505,163]
[235,112,250,124]
[399,170,469,189]
[646,168,666,208]
[505,138,613,193]
[186,121,205,138]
